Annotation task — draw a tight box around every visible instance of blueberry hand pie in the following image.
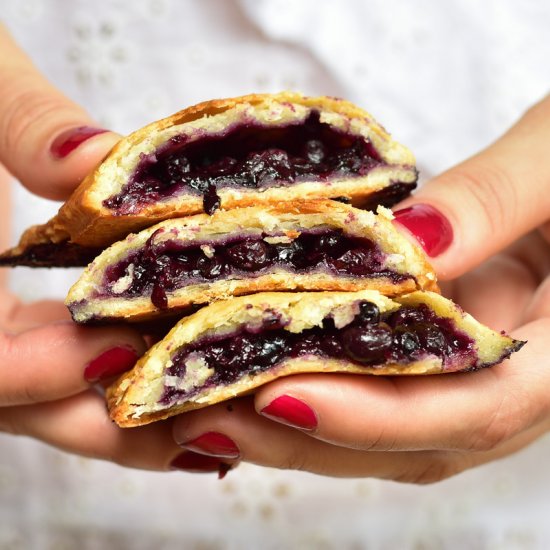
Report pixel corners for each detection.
[66,201,437,323]
[0,90,524,430]
[0,92,417,267]
[107,290,524,427]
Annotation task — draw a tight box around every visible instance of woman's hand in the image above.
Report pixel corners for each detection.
[170,96,550,480]
[0,25,187,471]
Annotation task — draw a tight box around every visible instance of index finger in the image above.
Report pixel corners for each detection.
[393,94,550,280]
[0,24,120,200]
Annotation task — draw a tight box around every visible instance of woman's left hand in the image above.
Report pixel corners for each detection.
[171,96,550,481]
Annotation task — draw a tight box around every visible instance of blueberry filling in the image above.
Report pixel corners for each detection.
[102,229,409,309]
[202,184,221,215]
[357,180,417,210]
[159,301,475,405]
[103,111,391,215]
[0,242,102,268]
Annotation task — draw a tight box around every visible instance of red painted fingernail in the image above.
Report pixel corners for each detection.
[260,395,317,431]
[170,452,232,479]
[84,346,139,383]
[393,204,453,257]
[180,432,240,459]
[50,126,108,158]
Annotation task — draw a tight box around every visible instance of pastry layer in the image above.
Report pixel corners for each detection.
[107,290,524,427]
[66,201,437,323]
[0,92,417,266]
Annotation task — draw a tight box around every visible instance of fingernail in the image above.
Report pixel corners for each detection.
[84,346,139,382]
[170,451,232,479]
[50,126,108,159]
[260,395,317,431]
[179,432,240,459]
[393,204,453,257]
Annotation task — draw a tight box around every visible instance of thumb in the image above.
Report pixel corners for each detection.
[0,24,120,201]
[393,94,550,280]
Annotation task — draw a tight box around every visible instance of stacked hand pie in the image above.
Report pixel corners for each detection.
[0,92,524,427]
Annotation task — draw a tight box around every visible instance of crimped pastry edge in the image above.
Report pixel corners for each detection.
[107,290,522,427]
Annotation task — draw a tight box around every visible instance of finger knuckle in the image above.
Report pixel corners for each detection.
[0,79,74,159]
[467,392,529,452]
[0,331,14,367]
[363,428,399,452]
[279,453,308,472]
[15,384,42,405]
[453,162,518,241]
[394,454,466,485]
[276,444,310,472]
[0,331,45,405]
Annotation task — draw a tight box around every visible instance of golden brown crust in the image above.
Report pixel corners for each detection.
[66,201,438,323]
[1,92,417,261]
[107,290,522,428]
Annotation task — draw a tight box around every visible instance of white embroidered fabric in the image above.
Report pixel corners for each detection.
[1,0,550,548]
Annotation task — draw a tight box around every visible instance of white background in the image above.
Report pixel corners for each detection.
[1,1,550,548]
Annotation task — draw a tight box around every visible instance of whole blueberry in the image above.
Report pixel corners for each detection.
[332,148,362,174]
[388,305,429,327]
[305,139,325,164]
[412,322,448,355]
[246,149,293,186]
[255,335,287,368]
[165,154,191,179]
[203,344,227,365]
[206,156,237,175]
[316,232,345,257]
[175,253,193,267]
[392,327,420,356]
[274,244,295,263]
[196,256,226,279]
[187,176,209,193]
[357,301,380,324]
[342,324,392,364]
[331,249,376,276]
[320,334,343,357]
[291,335,323,357]
[225,240,271,271]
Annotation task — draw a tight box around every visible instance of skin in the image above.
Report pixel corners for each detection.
[2,23,550,481]
[0,26,183,470]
